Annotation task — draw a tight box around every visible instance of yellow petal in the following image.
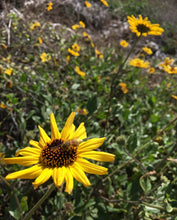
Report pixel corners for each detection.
[70,122,87,140]
[79,151,115,162]
[76,158,107,175]
[29,140,42,149]
[4,157,39,166]
[15,147,41,157]
[50,113,61,139]
[77,137,105,153]
[61,112,75,140]
[52,167,65,187]
[5,165,42,180]
[38,125,51,147]
[64,167,73,194]
[32,167,53,189]
[70,163,91,187]
[68,124,76,140]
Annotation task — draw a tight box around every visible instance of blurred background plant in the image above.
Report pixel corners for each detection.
[1,0,177,219]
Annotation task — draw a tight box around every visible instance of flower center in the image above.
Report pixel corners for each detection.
[137,24,150,34]
[40,139,77,168]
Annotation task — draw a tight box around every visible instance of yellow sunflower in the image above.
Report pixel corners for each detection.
[127,15,164,37]
[129,58,150,68]
[4,113,115,194]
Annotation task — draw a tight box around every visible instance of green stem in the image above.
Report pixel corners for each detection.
[110,35,141,99]
[23,183,56,220]
[104,36,141,136]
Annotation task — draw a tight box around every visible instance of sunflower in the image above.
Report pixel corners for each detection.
[120,40,129,48]
[129,58,150,68]
[4,113,115,194]
[127,15,164,37]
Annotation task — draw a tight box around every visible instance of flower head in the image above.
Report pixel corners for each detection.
[0,102,8,109]
[120,40,129,48]
[142,47,153,55]
[38,37,43,44]
[127,15,164,37]
[47,2,53,11]
[72,43,80,52]
[100,0,109,7]
[95,49,103,59]
[148,67,155,74]
[68,48,80,57]
[72,21,85,30]
[4,113,115,194]
[4,68,13,75]
[119,83,128,94]
[75,66,85,77]
[40,53,51,62]
[77,108,88,115]
[129,58,150,68]
[85,1,92,8]
[30,21,40,30]
[163,65,177,74]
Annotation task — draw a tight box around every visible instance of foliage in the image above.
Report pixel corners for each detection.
[1,0,177,219]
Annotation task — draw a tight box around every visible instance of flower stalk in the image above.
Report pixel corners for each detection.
[23,183,56,220]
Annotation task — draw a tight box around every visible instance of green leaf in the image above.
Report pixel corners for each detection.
[139,176,151,193]
[86,95,97,114]
[20,196,28,212]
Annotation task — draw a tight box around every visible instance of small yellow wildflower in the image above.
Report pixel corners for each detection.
[148,67,155,74]
[75,66,86,77]
[72,21,85,30]
[172,95,177,100]
[120,40,129,48]
[38,37,43,44]
[142,47,153,55]
[77,108,88,115]
[72,24,80,30]
[85,1,92,8]
[66,55,70,62]
[119,83,128,94]
[95,49,103,59]
[100,0,109,7]
[127,15,164,37]
[68,48,80,57]
[47,2,53,11]
[83,32,91,41]
[0,102,8,109]
[129,58,150,68]
[30,21,40,30]
[5,68,13,75]
[159,57,174,68]
[72,43,80,52]
[163,65,177,74]
[40,53,51,62]
[79,21,85,28]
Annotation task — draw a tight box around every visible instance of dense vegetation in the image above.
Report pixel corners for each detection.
[1,0,177,219]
